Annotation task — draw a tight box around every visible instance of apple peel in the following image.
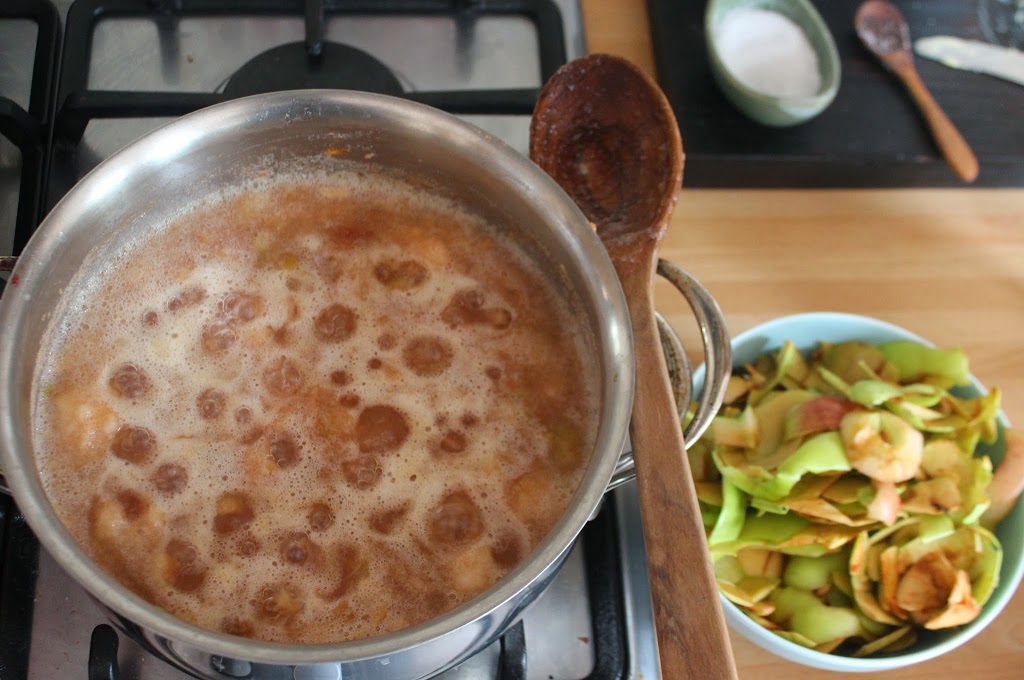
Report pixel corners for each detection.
[695,337,1013,657]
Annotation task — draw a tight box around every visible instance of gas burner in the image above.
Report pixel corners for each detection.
[222,42,405,97]
[221,1,405,97]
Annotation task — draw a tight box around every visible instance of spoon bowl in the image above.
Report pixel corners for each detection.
[530,54,679,246]
[855,0,910,55]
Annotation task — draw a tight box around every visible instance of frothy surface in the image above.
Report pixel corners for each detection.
[34,171,598,644]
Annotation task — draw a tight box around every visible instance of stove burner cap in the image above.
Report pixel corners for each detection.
[222,42,404,97]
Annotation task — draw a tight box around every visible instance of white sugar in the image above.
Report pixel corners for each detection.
[715,7,822,98]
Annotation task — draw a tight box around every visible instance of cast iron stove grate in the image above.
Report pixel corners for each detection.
[0,496,40,680]
[48,0,569,209]
[0,0,61,256]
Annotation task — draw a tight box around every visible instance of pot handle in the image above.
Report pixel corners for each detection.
[605,259,731,493]
[0,256,17,495]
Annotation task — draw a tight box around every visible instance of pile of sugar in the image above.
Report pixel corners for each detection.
[714,7,822,98]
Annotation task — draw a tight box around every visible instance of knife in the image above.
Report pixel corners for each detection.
[914,35,1024,87]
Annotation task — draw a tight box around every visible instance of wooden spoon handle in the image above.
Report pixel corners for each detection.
[621,265,737,680]
[897,65,979,183]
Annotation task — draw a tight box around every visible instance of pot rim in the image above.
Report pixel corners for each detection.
[0,90,634,664]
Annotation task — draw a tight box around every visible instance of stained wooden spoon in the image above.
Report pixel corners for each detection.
[530,54,736,680]
[855,0,979,182]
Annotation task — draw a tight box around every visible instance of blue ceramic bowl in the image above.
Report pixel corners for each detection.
[694,312,1023,671]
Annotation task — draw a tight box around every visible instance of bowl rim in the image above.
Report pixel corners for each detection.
[704,0,842,107]
[696,311,1024,672]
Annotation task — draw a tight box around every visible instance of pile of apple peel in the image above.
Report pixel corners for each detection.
[691,339,1024,657]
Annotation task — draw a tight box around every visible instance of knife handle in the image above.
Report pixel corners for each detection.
[898,65,980,183]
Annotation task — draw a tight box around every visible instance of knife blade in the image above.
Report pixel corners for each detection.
[914,35,1024,87]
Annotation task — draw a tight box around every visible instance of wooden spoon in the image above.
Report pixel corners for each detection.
[855,0,979,182]
[530,54,736,680]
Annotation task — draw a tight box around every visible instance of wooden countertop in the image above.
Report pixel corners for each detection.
[580,1,1024,677]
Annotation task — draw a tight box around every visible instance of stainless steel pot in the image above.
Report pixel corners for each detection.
[0,90,729,680]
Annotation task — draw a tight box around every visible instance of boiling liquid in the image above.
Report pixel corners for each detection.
[34,172,597,644]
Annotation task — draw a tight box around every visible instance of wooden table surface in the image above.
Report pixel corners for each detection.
[579,1,1024,677]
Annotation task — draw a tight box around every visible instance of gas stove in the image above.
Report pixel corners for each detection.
[0,2,661,679]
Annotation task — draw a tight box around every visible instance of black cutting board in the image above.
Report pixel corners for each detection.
[645,0,1024,187]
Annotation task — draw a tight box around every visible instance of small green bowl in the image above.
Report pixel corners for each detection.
[705,0,842,127]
